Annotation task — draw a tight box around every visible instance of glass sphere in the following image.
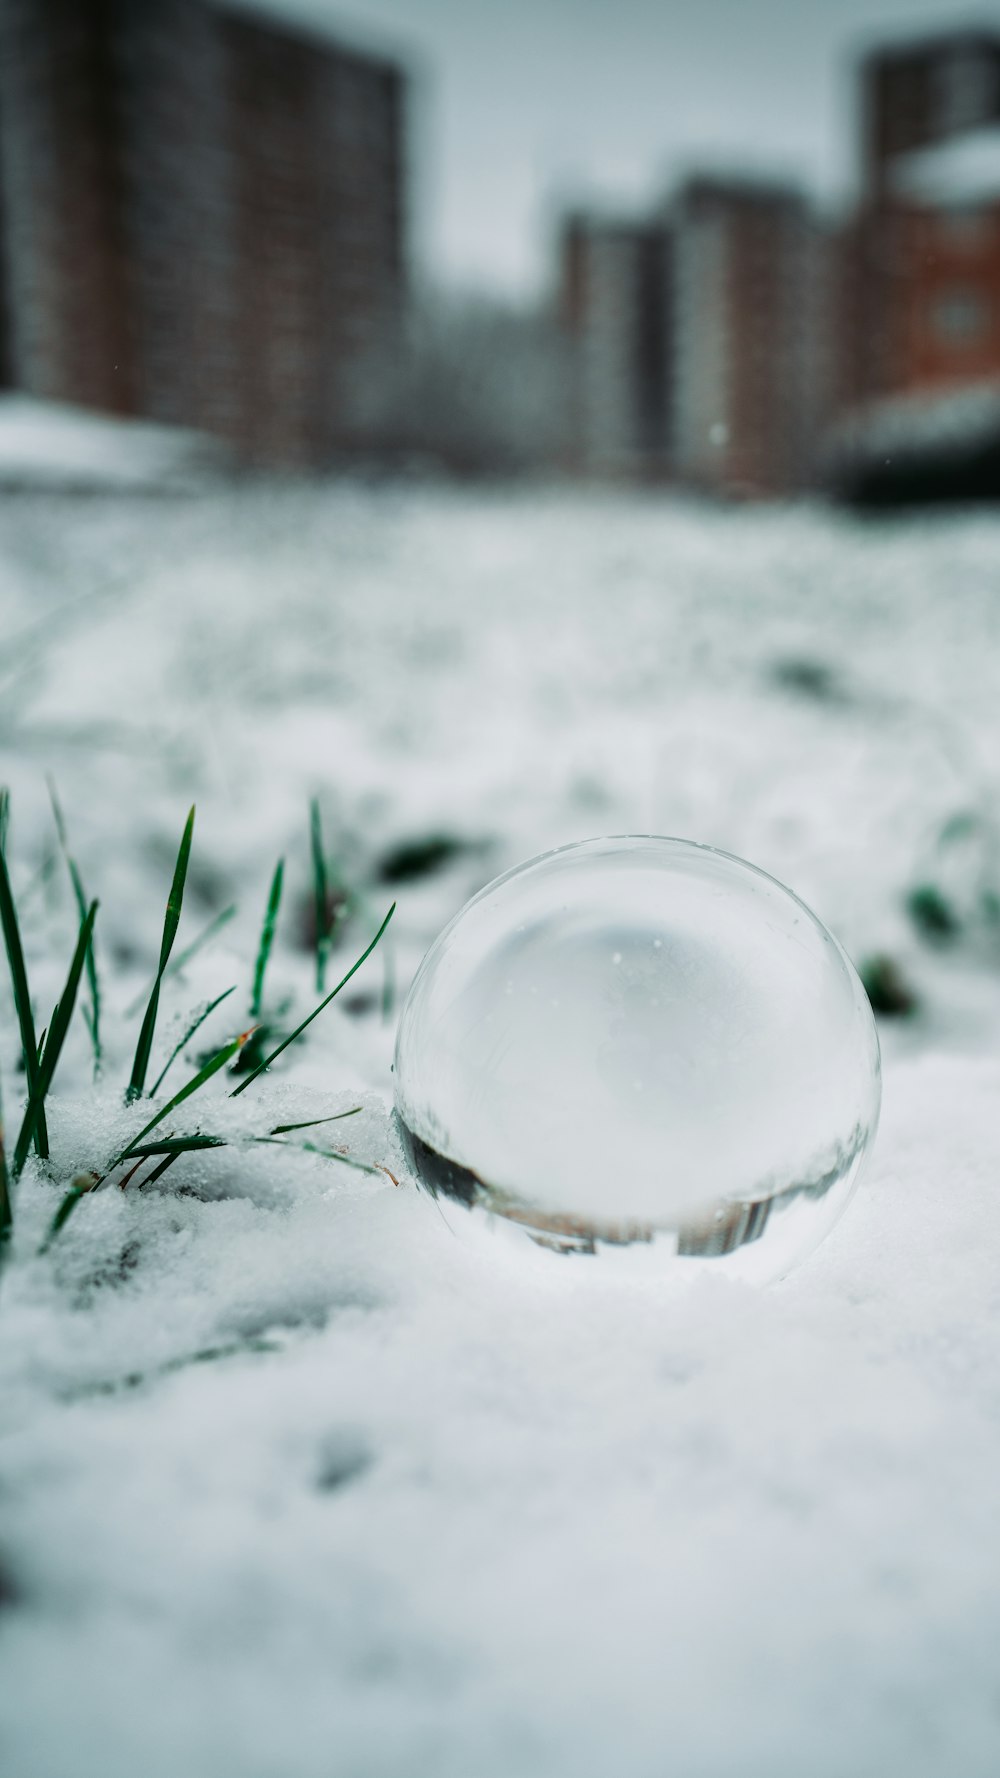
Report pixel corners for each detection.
[394,837,881,1283]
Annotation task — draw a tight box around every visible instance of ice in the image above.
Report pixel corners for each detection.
[394,835,881,1281]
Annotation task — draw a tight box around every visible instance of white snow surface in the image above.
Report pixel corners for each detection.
[892,124,1000,209]
[0,396,226,491]
[2,480,1000,1775]
[829,377,1000,467]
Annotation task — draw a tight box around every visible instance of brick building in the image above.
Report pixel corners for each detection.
[888,132,1000,397]
[670,178,830,496]
[556,23,1000,500]
[559,213,671,477]
[558,179,829,496]
[0,0,406,466]
[861,26,1000,195]
[840,27,1000,415]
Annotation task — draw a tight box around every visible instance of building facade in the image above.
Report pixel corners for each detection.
[555,23,1000,499]
[861,26,1000,196]
[889,138,1000,399]
[840,27,1000,415]
[671,178,830,496]
[0,0,406,466]
[559,214,672,477]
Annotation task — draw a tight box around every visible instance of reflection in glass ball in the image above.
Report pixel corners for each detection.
[394,837,880,1284]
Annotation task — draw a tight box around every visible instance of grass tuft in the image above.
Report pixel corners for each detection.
[310,798,334,993]
[0,793,393,1256]
[859,953,918,1018]
[13,900,98,1178]
[376,831,470,885]
[906,882,959,944]
[113,1029,251,1177]
[251,859,284,1021]
[0,788,49,1160]
[127,806,195,1101]
[45,1027,252,1245]
[232,857,287,1077]
[48,778,101,1077]
[230,901,395,1098]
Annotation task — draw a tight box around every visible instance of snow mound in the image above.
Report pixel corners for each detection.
[0,396,227,492]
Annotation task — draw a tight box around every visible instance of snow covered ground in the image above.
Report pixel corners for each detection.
[2,474,1000,1776]
[0,395,226,493]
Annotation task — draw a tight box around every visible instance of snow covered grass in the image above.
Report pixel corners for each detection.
[0,793,395,1254]
[2,476,1000,1775]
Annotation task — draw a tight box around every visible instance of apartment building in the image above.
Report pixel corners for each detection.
[0,0,407,466]
[559,212,672,477]
[841,26,1000,413]
[862,25,1000,195]
[671,177,830,496]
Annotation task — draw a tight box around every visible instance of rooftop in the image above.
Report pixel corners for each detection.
[891,124,1000,208]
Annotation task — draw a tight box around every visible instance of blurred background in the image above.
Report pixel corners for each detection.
[1,0,1000,500]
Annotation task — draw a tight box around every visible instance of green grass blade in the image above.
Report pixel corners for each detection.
[148,986,237,1100]
[127,806,195,1101]
[250,859,284,1020]
[0,1068,12,1257]
[118,1134,228,1159]
[269,1108,361,1135]
[110,1029,248,1175]
[154,808,197,977]
[13,900,98,1178]
[231,903,395,1098]
[41,1183,90,1251]
[0,791,48,1158]
[48,779,101,1076]
[310,799,330,994]
[252,1135,379,1175]
[0,787,8,857]
[120,1116,361,1159]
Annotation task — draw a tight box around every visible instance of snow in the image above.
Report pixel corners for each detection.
[0,396,227,492]
[891,124,1000,210]
[3,477,1000,1774]
[828,377,1000,466]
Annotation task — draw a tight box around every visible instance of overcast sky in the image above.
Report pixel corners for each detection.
[251,0,997,298]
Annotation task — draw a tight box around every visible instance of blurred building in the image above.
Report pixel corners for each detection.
[558,214,672,477]
[557,22,1000,501]
[861,25,1000,195]
[0,0,406,467]
[887,131,1000,396]
[840,26,1000,414]
[671,178,830,496]
[558,182,829,496]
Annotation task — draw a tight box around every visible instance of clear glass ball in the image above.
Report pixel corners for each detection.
[394,837,881,1284]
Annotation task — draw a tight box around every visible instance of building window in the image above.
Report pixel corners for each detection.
[931,288,991,343]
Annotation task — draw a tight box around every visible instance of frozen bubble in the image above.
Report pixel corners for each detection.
[394,837,881,1284]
